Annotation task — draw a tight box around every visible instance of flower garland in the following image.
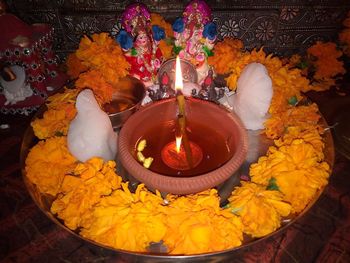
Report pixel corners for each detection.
[66,33,130,104]
[24,13,343,254]
[31,88,78,139]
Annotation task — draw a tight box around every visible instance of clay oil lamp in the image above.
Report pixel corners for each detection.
[118,57,248,195]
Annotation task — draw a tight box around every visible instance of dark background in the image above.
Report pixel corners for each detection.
[5,0,350,59]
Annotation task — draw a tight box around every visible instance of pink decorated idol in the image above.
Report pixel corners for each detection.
[173,0,217,83]
[116,3,164,87]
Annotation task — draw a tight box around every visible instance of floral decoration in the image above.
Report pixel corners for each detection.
[25,136,77,196]
[306,41,345,91]
[66,32,130,105]
[31,88,79,139]
[65,53,88,79]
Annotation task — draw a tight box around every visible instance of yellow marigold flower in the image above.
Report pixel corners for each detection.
[275,126,325,158]
[228,182,291,238]
[75,69,114,104]
[80,183,166,252]
[31,104,76,139]
[164,189,243,254]
[250,139,330,214]
[46,88,79,110]
[151,13,174,37]
[31,88,79,139]
[25,136,77,196]
[51,158,122,230]
[275,165,329,214]
[251,139,325,185]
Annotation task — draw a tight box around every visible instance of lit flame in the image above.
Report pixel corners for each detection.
[175,135,182,153]
[175,56,183,92]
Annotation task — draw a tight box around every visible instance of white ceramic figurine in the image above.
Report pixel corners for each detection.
[67,89,118,162]
[232,62,273,130]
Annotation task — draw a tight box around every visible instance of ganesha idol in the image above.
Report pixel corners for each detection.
[173,0,217,84]
[116,3,164,87]
[0,1,67,115]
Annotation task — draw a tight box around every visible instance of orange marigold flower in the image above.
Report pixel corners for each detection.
[75,69,114,104]
[151,13,174,38]
[264,103,321,139]
[76,33,130,86]
[307,41,345,82]
[25,136,77,196]
[208,37,244,76]
[158,39,173,59]
[65,53,88,79]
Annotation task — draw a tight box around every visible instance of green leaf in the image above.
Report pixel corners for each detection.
[165,37,174,46]
[55,131,64,137]
[202,46,214,57]
[173,45,183,55]
[297,60,309,69]
[231,207,242,214]
[131,48,137,56]
[288,96,298,106]
[222,203,231,209]
[267,177,279,191]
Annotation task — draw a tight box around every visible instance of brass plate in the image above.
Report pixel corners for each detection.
[20,108,334,262]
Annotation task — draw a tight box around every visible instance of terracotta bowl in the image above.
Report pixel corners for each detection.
[118,97,248,195]
[103,76,145,129]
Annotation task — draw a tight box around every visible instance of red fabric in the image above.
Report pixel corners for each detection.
[125,48,163,82]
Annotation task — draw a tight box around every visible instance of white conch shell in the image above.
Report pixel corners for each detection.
[232,62,273,130]
[67,89,117,162]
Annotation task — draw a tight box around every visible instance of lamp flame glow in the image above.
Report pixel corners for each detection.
[175,135,182,153]
[175,56,183,92]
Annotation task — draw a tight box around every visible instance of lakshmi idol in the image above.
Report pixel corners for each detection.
[116,3,164,87]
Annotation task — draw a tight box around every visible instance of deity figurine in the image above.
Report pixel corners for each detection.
[172,0,217,83]
[116,3,164,87]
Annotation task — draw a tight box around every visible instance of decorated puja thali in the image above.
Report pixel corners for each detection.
[18,0,348,261]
